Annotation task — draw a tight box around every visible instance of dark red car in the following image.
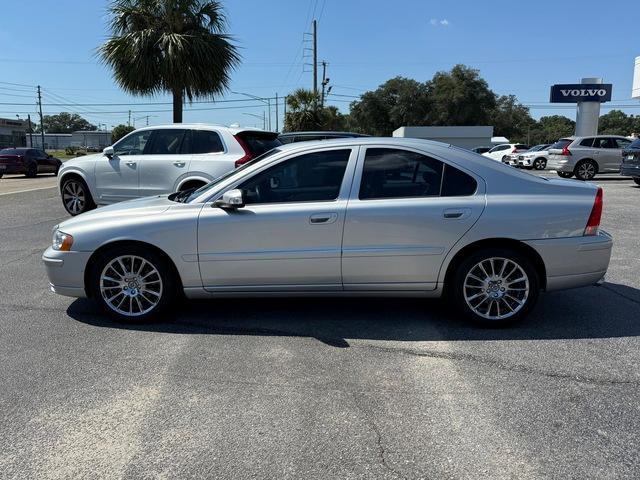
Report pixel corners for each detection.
[0,148,62,178]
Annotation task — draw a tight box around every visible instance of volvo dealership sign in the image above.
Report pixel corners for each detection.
[550,83,612,103]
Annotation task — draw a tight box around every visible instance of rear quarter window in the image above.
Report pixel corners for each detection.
[441,165,477,196]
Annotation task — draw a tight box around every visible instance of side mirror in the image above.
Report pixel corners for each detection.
[213,189,244,209]
[103,146,114,158]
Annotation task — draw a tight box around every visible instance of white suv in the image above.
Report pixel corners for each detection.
[58,124,280,215]
[482,143,530,163]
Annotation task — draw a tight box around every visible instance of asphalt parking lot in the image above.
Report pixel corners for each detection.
[1,173,639,479]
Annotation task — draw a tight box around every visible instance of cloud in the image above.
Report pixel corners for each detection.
[430,18,451,27]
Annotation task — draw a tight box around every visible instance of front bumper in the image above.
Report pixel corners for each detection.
[620,164,640,178]
[525,230,613,291]
[0,164,26,174]
[42,247,92,298]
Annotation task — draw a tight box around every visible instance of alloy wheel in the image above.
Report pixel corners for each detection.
[463,257,530,321]
[576,162,596,180]
[99,255,163,317]
[63,181,86,215]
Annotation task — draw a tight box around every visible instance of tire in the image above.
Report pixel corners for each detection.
[501,156,509,163]
[451,248,540,327]
[633,178,640,186]
[557,171,573,179]
[179,181,206,192]
[90,245,176,323]
[53,165,60,176]
[61,176,96,216]
[0,173,3,179]
[574,160,597,181]
[25,162,38,178]
[533,158,547,170]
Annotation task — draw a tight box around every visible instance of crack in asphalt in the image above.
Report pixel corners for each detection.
[0,248,46,267]
[352,343,640,387]
[350,393,410,480]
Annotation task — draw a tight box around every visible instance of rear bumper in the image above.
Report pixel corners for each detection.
[42,247,91,298]
[525,230,613,292]
[547,155,574,172]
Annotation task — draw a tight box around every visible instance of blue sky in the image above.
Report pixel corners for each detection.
[0,0,638,130]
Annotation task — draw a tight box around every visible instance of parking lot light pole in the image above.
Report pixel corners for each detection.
[232,91,272,131]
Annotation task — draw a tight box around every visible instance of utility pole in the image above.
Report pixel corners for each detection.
[27,114,33,148]
[128,110,131,127]
[275,93,279,132]
[267,98,272,131]
[37,86,45,151]
[320,61,329,108]
[312,20,318,100]
[283,95,287,131]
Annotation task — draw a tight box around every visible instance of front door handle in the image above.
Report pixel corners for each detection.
[309,213,338,224]
[443,208,471,219]
[125,161,136,167]
[173,161,186,167]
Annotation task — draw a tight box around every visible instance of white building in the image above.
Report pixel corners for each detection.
[0,117,27,149]
[392,126,494,150]
[27,130,111,150]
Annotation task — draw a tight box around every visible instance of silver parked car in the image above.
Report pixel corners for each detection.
[57,124,281,216]
[547,135,633,180]
[43,138,612,326]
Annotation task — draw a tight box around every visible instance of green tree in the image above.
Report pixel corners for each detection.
[527,115,575,145]
[490,95,535,142]
[284,89,323,132]
[111,124,135,143]
[425,64,496,126]
[599,110,634,136]
[320,106,349,131]
[37,112,96,133]
[349,77,430,136]
[98,0,240,123]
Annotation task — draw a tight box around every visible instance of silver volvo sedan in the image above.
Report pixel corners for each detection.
[43,138,612,326]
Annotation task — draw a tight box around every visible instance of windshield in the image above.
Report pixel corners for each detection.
[549,139,572,150]
[179,148,283,203]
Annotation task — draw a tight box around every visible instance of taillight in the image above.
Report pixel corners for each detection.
[561,146,571,156]
[584,187,603,236]
[233,135,253,168]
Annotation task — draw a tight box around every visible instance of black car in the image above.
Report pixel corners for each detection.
[621,138,640,186]
[0,148,62,178]
[278,131,369,144]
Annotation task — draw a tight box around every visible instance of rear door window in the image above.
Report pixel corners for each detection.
[145,129,186,155]
[359,148,444,200]
[593,138,616,149]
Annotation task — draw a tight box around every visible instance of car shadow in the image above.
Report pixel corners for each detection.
[66,282,640,347]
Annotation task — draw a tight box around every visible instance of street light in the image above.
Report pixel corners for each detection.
[242,112,266,130]
[232,91,271,131]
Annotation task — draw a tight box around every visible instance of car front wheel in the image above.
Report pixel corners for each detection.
[452,249,540,327]
[633,178,640,186]
[533,158,547,170]
[61,177,95,216]
[90,246,176,322]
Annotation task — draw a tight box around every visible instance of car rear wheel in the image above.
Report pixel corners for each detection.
[25,162,38,178]
[574,160,597,181]
[557,171,573,179]
[533,158,547,170]
[90,246,176,322]
[633,178,640,186]
[61,177,95,216]
[452,249,540,327]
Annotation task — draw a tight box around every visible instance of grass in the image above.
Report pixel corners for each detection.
[47,149,91,161]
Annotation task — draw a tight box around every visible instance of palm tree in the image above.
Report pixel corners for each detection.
[283,89,322,132]
[98,0,240,123]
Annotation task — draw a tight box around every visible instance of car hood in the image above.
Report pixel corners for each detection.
[57,195,174,232]
[61,153,103,169]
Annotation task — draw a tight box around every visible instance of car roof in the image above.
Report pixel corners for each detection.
[279,131,368,137]
[131,123,274,135]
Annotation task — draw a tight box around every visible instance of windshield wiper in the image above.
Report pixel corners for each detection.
[171,187,197,203]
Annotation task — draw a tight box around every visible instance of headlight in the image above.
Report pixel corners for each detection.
[52,230,74,251]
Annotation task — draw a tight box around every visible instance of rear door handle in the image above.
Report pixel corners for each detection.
[443,208,471,219]
[173,161,186,167]
[125,161,136,167]
[309,213,338,224]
